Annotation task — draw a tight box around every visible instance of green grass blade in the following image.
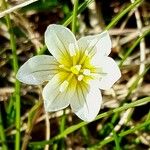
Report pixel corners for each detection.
[1,0,21,150]
[105,0,143,30]
[0,108,8,150]
[119,29,150,67]
[89,119,150,149]
[29,96,150,146]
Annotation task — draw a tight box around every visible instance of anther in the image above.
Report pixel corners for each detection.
[59,64,64,68]
[85,50,89,56]
[83,69,91,75]
[78,75,84,81]
[71,65,81,74]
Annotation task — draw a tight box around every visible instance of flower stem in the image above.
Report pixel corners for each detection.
[1,0,21,150]
[72,0,79,34]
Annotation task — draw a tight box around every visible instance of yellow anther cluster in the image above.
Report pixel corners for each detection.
[58,51,102,93]
[70,65,81,75]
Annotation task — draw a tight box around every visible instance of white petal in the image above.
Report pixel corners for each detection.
[16,55,59,85]
[45,24,77,66]
[95,57,121,90]
[70,82,102,122]
[43,72,77,112]
[77,31,111,57]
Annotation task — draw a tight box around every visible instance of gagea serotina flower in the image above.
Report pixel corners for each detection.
[16,24,121,122]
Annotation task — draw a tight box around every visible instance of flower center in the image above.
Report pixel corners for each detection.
[59,63,93,83]
[70,65,81,75]
[58,50,105,93]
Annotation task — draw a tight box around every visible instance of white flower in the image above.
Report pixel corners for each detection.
[16,24,121,122]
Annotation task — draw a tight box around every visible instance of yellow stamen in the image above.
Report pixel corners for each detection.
[67,73,74,81]
[79,50,89,65]
[59,64,64,68]
[59,64,70,72]
[71,65,81,74]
